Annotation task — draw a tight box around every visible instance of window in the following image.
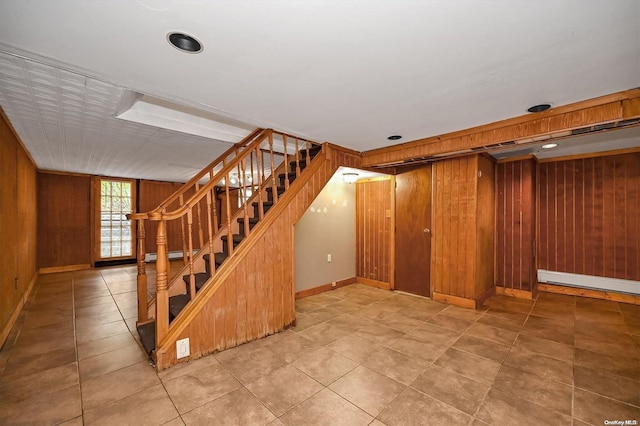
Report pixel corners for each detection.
[98,179,134,259]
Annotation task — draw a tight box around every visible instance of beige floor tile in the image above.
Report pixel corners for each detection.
[434,348,501,384]
[293,346,359,386]
[76,320,130,344]
[426,313,474,332]
[574,347,640,379]
[75,301,119,317]
[477,311,527,332]
[21,306,73,329]
[329,365,405,417]
[466,322,519,346]
[493,365,573,416]
[164,361,241,414]
[378,387,472,426]
[384,335,448,363]
[162,417,186,426]
[410,364,489,415]
[295,298,324,313]
[512,334,574,363]
[84,384,178,426]
[296,321,353,346]
[440,305,485,322]
[504,346,574,385]
[106,280,137,294]
[368,309,426,333]
[77,331,138,360]
[573,388,640,426]
[279,388,372,426]
[1,346,76,381]
[521,315,575,345]
[9,321,75,357]
[75,309,124,329]
[0,361,78,405]
[81,361,160,410]
[326,335,380,364]
[290,313,321,331]
[362,346,428,385]
[574,365,640,406]
[0,384,81,425]
[451,334,511,363]
[305,306,344,323]
[181,387,275,426]
[215,346,288,385]
[264,331,318,363]
[247,364,323,416]
[353,322,405,345]
[59,416,84,425]
[409,322,461,345]
[79,343,148,380]
[476,389,571,426]
[159,353,222,382]
[75,295,116,309]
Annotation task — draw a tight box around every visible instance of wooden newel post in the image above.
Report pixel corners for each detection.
[155,218,169,344]
[136,219,148,323]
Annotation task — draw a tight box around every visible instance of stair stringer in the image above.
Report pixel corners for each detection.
[154,143,361,371]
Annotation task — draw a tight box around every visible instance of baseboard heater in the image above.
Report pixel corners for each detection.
[145,251,193,262]
[537,269,640,296]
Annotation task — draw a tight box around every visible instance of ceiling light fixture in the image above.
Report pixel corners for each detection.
[167,32,203,53]
[541,143,558,149]
[527,103,552,113]
[342,172,359,184]
[387,135,402,141]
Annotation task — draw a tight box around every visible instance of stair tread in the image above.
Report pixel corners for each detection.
[220,234,244,243]
[137,321,156,356]
[169,294,191,320]
[204,252,228,265]
[182,272,210,290]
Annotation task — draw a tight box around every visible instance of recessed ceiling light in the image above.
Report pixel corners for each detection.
[387,135,402,141]
[167,32,203,53]
[527,103,552,113]
[541,143,558,149]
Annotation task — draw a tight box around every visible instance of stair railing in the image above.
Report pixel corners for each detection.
[129,128,320,347]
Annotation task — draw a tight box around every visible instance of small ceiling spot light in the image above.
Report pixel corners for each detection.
[387,135,402,141]
[541,143,558,149]
[527,103,551,113]
[229,176,238,185]
[167,32,203,53]
[343,172,359,184]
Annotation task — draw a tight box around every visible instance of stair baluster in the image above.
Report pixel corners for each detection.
[283,135,290,190]
[268,131,278,204]
[206,191,216,276]
[187,209,196,298]
[179,194,188,265]
[154,217,169,344]
[224,172,234,256]
[136,218,148,323]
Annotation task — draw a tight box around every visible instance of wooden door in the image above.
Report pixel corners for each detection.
[395,166,432,297]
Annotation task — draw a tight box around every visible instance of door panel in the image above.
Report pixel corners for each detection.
[395,166,432,297]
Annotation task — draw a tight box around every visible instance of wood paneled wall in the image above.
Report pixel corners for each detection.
[1,110,38,345]
[496,159,536,292]
[139,180,187,253]
[356,178,393,287]
[37,172,92,269]
[155,144,362,370]
[538,152,639,281]
[432,155,495,308]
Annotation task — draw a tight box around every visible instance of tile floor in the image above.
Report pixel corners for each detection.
[1,265,639,425]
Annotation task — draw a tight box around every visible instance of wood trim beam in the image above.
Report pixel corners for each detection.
[362,89,640,167]
[295,277,357,299]
[356,277,391,290]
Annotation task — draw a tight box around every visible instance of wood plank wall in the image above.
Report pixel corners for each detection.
[496,159,536,291]
[37,172,92,269]
[432,154,495,306]
[355,178,393,285]
[1,110,38,345]
[155,145,362,369]
[538,152,640,281]
[139,180,187,253]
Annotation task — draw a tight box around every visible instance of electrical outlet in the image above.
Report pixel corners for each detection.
[332,281,337,288]
[176,337,190,359]
[327,254,332,262]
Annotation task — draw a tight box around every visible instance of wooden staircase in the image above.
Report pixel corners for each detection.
[129,129,361,370]
[135,146,321,356]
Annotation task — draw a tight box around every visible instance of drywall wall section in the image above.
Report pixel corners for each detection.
[294,177,355,292]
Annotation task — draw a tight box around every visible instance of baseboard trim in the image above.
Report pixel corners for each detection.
[356,277,391,290]
[432,292,476,309]
[0,271,38,348]
[496,286,534,300]
[295,277,357,299]
[39,264,92,274]
[538,283,640,305]
[433,287,496,310]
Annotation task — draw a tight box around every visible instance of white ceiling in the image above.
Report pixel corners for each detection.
[0,1,638,182]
